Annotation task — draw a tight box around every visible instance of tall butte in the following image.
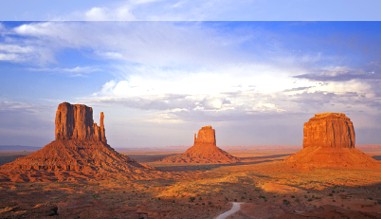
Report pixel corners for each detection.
[0,102,149,182]
[286,113,378,168]
[162,125,239,164]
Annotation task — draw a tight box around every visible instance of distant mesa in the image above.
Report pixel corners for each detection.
[0,102,150,182]
[162,125,240,164]
[286,112,378,168]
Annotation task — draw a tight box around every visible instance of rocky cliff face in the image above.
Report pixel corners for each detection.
[55,102,106,143]
[194,125,216,146]
[303,113,355,148]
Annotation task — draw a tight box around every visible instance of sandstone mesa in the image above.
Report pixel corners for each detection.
[287,112,378,168]
[162,125,240,164]
[0,102,150,182]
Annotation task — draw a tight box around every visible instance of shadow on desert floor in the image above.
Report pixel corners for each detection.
[154,158,288,172]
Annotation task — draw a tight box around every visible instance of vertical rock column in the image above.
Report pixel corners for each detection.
[100,112,106,143]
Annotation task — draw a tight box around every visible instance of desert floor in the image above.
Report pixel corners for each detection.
[0,146,381,219]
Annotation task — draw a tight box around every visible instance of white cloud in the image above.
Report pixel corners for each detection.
[0,53,19,61]
[85,64,311,115]
[84,6,135,21]
[29,66,101,76]
[11,22,251,66]
[0,43,53,63]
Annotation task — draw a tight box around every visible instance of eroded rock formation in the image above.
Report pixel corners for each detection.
[287,112,378,169]
[303,113,355,148]
[194,125,216,146]
[55,102,106,143]
[0,102,150,182]
[162,125,239,164]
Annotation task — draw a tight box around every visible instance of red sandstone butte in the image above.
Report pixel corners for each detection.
[0,102,149,182]
[287,113,378,168]
[162,126,240,164]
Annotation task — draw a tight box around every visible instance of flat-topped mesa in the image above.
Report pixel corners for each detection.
[303,112,355,149]
[194,125,216,146]
[55,102,107,143]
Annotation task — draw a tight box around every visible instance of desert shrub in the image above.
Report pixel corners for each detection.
[283,199,290,206]
[189,197,196,202]
[259,195,267,201]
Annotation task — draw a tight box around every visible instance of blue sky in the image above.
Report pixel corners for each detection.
[1,21,381,147]
[0,1,381,148]
[1,0,381,21]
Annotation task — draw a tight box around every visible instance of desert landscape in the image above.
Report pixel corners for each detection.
[1,18,381,219]
[0,102,380,219]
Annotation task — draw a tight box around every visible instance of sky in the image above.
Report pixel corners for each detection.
[0,1,381,148]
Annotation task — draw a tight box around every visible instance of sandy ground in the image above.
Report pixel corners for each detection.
[1,146,381,218]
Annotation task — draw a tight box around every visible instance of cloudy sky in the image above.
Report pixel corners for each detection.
[1,1,381,148]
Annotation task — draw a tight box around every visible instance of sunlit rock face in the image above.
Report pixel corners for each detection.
[193,125,216,147]
[303,113,355,149]
[55,102,106,143]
